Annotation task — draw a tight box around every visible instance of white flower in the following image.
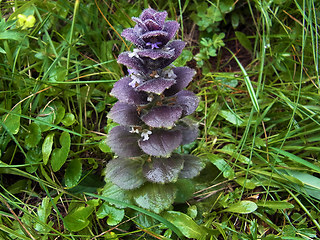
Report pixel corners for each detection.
[129,74,142,87]
[147,94,154,102]
[164,69,176,79]
[129,127,140,134]
[128,49,140,58]
[141,130,152,141]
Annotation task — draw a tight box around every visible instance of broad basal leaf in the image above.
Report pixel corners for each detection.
[42,132,54,165]
[179,154,205,179]
[51,132,70,172]
[34,197,52,233]
[101,180,134,208]
[132,182,177,213]
[224,200,257,214]
[96,203,125,226]
[141,106,182,128]
[108,102,140,126]
[64,205,94,232]
[107,126,143,157]
[26,147,42,173]
[64,159,82,188]
[25,122,41,149]
[162,211,207,239]
[143,154,184,184]
[105,157,145,190]
[2,104,21,134]
[139,129,182,157]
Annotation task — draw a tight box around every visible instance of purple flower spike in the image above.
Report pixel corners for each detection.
[106,8,203,208]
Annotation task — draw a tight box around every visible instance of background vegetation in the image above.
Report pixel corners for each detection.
[0,0,319,239]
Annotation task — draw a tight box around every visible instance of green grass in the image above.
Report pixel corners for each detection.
[0,0,320,239]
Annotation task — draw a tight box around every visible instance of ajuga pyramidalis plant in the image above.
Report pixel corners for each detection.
[105,8,204,213]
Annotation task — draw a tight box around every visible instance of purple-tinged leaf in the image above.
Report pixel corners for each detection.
[117,52,145,72]
[139,130,182,157]
[141,106,182,128]
[107,126,143,157]
[166,40,186,62]
[163,21,179,40]
[143,154,184,184]
[175,118,199,145]
[108,102,141,126]
[121,28,145,47]
[153,11,167,26]
[110,77,148,105]
[165,67,196,96]
[141,30,168,46]
[132,182,176,214]
[179,155,205,179]
[138,48,174,60]
[144,19,162,31]
[136,77,176,94]
[106,157,145,190]
[175,90,199,116]
[140,40,186,70]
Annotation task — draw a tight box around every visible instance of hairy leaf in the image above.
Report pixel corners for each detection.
[108,102,141,126]
[175,90,199,116]
[143,154,184,184]
[136,77,175,94]
[139,130,182,157]
[141,106,182,128]
[107,126,143,157]
[132,182,176,213]
[179,154,205,179]
[165,67,196,96]
[105,157,145,190]
[110,77,148,105]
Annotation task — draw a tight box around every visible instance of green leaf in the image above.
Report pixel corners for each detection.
[101,180,133,209]
[286,170,320,200]
[173,49,193,67]
[25,122,41,149]
[0,31,25,41]
[175,179,195,203]
[42,132,55,165]
[51,132,70,172]
[224,200,257,214]
[219,110,244,126]
[162,211,207,239]
[98,138,112,153]
[132,183,177,214]
[2,105,21,134]
[235,177,256,189]
[105,157,145,190]
[64,159,82,188]
[25,147,42,173]
[96,203,124,226]
[235,31,252,52]
[208,154,234,179]
[271,148,320,172]
[34,197,52,233]
[231,12,240,28]
[256,201,294,210]
[61,113,76,126]
[64,205,94,232]
[85,192,185,239]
